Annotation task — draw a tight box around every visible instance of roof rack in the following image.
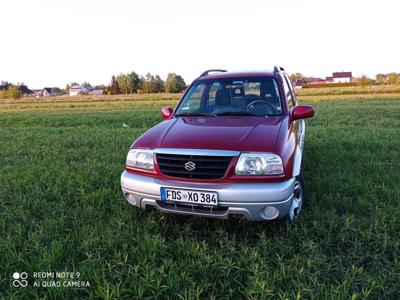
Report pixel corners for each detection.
[273,66,285,73]
[200,69,227,77]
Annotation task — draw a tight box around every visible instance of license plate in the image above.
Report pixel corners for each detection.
[160,187,218,206]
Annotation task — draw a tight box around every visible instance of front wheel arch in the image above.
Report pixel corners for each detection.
[282,175,306,223]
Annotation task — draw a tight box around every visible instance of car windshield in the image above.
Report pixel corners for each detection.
[175,77,282,117]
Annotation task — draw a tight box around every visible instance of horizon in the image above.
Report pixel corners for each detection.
[1,0,399,89]
[0,69,394,90]
[0,69,388,91]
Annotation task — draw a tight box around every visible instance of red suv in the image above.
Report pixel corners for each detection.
[121,67,315,222]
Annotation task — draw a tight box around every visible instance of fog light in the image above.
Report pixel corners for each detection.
[261,206,279,220]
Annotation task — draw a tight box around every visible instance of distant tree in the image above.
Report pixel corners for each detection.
[0,83,27,99]
[110,75,120,95]
[142,73,156,93]
[164,73,186,93]
[116,73,129,94]
[137,76,144,91]
[358,75,374,87]
[0,81,11,92]
[289,73,305,83]
[387,72,399,85]
[0,80,9,87]
[94,84,108,90]
[6,86,22,99]
[164,74,176,93]
[68,82,79,87]
[82,81,92,91]
[66,83,71,92]
[375,73,386,85]
[154,75,164,93]
[14,84,31,95]
[129,71,141,93]
[116,71,141,94]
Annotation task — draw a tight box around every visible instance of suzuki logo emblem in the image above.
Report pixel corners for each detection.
[184,161,196,171]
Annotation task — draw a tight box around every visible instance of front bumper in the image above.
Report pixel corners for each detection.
[120,171,295,221]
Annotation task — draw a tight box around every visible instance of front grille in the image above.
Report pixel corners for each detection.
[156,153,232,179]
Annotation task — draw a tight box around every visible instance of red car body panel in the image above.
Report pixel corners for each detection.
[127,71,314,183]
[134,116,282,152]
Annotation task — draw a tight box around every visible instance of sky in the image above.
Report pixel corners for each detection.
[1,0,399,89]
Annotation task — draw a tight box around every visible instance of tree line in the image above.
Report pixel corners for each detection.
[0,70,187,99]
[374,73,400,85]
[3,70,400,100]
[0,81,30,99]
[108,72,186,95]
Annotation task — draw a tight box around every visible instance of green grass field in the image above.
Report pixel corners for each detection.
[1,93,399,299]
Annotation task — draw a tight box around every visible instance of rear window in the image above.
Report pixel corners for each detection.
[176,77,282,117]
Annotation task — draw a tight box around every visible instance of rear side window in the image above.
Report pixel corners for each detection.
[282,75,295,109]
[285,75,296,103]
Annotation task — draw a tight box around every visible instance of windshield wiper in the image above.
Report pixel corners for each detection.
[214,111,263,117]
[175,112,213,117]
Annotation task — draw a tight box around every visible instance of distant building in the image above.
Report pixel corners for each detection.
[69,85,88,96]
[306,77,325,84]
[33,90,43,97]
[331,72,352,83]
[307,77,324,83]
[18,84,32,95]
[288,71,354,87]
[89,89,104,95]
[293,80,304,89]
[43,87,61,97]
[325,76,334,83]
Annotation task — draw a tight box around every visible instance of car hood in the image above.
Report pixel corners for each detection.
[133,116,284,153]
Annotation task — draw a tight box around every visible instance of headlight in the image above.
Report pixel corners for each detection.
[126,149,154,170]
[235,153,283,175]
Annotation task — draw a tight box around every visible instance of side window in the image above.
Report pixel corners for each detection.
[285,75,297,105]
[180,83,205,111]
[282,76,295,109]
[286,75,297,103]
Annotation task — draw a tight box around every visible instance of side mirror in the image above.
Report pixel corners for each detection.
[161,107,173,120]
[292,105,315,120]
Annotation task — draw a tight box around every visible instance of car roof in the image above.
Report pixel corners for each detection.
[197,70,278,81]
